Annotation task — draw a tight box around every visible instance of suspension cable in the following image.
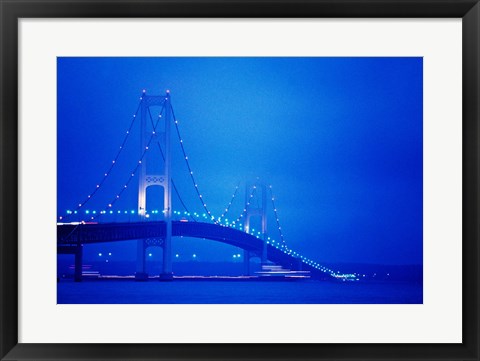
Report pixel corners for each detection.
[61,98,142,220]
[170,103,218,223]
[217,184,240,223]
[159,143,197,222]
[232,185,257,226]
[147,107,197,222]
[269,185,288,249]
[88,101,166,221]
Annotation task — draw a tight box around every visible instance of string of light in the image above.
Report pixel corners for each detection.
[217,184,240,223]
[231,185,257,226]
[63,208,198,217]
[157,142,197,223]
[87,102,165,221]
[265,185,341,275]
[170,103,218,223]
[60,99,143,220]
[269,185,288,249]
[146,106,197,223]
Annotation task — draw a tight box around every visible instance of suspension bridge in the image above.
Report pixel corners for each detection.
[57,90,354,282]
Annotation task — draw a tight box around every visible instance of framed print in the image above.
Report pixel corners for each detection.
[1,0,479,360]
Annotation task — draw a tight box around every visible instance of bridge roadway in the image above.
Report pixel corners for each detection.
[57,221,330,279]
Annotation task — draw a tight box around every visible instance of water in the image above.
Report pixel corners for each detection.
[57,279,422,304]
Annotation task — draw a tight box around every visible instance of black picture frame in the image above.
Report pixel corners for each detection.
[1,0,479,360]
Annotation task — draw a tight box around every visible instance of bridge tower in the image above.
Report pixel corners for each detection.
[135,90,173,281]
[243,182,268,275]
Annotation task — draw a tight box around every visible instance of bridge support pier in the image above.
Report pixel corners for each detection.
[74,244,83,282]
[159,223,173,281]
[159,273,173,281]
[243,250,251,276]
[135,240,148,281]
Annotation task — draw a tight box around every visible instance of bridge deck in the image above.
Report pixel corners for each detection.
[57,221,331,279]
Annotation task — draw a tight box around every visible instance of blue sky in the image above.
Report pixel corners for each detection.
[57,57,422,266]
